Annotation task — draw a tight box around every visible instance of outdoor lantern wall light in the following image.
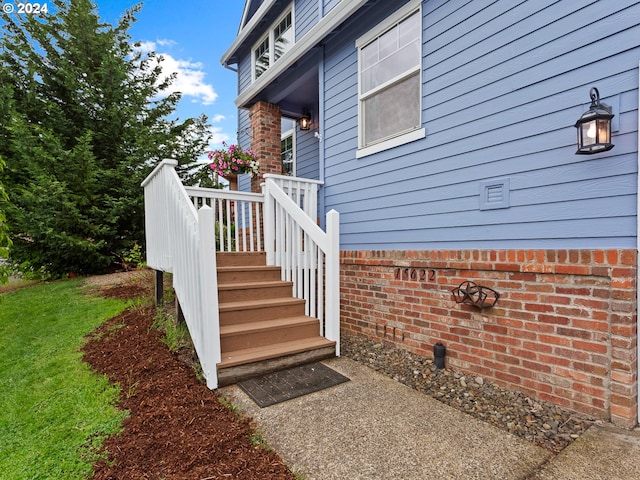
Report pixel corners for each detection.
[575,87,614,155]
[299,109,311,130]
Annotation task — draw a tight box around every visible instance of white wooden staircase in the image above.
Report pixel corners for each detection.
[216,252,336,386]
[142,161,340,389]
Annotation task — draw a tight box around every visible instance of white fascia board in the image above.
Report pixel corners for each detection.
[222,0,278,66]
[233,0,369,109]
[238,1,251,34]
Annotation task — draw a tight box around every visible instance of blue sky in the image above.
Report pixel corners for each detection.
[98,0,246,149]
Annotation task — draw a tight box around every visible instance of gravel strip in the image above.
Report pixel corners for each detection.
[84,269,152,287]
[342,334,595,453]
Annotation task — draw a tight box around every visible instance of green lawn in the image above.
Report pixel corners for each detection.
[0,280,130,479]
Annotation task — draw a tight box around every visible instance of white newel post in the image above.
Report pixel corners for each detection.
[263,181,275,266]
[198,205,220,389]
[325,209,340,356]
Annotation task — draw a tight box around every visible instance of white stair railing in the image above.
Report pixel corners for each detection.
[185,186,264,252]
[141,160,220,388]
[266,174,321,220]
[142,165,341,389]
[263,174,341,355]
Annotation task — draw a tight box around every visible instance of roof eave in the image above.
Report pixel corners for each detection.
[221,0,278,67]
[232,0,369,109]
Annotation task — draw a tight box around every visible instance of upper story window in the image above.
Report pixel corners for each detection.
[356,1,424,157]
[253,9,294,80]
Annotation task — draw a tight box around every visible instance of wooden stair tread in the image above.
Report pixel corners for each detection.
[219,297,305,311]
[217,265,280,272]
[214,251,337,380]
[218,280,293,290]
[216,252,266,267]
[220,316,317,336]
[218,337,335,369]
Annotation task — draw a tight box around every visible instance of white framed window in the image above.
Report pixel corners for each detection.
[281,128,295,176]
[254,37,270,79]
[253,8,294,81]
[356,0,424,157]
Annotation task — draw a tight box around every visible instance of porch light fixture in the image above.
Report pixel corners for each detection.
[299,109,311,130]
[575,87,614,155]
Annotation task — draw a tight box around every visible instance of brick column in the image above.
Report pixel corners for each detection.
[249,101,282,192]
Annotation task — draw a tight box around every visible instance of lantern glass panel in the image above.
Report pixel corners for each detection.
[581,121,596,146]
[597,119,610,144]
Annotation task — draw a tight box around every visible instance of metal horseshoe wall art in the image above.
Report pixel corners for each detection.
[451,281,500,309]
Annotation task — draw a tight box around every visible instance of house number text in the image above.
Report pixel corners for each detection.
[394,267,436,282]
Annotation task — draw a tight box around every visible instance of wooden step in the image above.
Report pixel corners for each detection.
[217,341,336,386]
[219,297,306,325]
[213,250,337,385]
[217,265,281,283]
[217,336,335,374]
[217,280,294,303]
[217,251,267,267]
[220,316,319,352]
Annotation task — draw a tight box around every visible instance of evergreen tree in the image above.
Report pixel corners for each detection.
[0,154,10,285]
[0,0,212,276]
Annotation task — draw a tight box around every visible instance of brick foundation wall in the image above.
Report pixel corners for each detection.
[340,249,638,427]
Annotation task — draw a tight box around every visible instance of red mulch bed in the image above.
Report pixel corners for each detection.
[82,279,295,480]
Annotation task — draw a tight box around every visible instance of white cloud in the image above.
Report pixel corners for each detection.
[160,55,218,105]
[207,116,229,146]
[209,127,231,148]
[136,41,155,52]
[156,38,176,47]
[134,41,218,106]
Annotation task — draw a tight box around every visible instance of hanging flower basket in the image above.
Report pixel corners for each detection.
[208,142,259,180]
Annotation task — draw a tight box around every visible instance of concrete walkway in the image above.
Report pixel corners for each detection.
[220,357,640,480]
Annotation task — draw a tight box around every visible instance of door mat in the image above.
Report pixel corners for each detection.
[237,362,350,408]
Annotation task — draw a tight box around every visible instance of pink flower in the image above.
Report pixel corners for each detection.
[208,143,259,179]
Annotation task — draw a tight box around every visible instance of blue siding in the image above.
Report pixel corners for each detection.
[238,53,252,95]
[237,109,251,149]
[237,52,251,146]
[295,0,319,39]
[323,0,340,15]
[296,128,320,180]
[321,0,640,250]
